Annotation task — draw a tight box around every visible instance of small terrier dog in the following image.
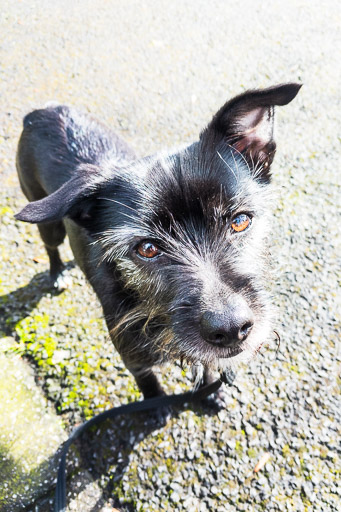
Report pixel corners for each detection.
[16,84,301,399]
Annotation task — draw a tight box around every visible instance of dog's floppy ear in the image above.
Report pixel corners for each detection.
[202,83,302,179]
[15,164,108,229]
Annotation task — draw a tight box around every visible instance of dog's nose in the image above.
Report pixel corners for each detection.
[199,302,254,347]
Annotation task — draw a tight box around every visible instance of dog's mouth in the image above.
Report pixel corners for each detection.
[170,313,270,370]
[213,339,245,357]
[200,336,254,360]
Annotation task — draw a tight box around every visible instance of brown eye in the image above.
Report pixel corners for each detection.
[231,214,252,232]
[136,241,161,259]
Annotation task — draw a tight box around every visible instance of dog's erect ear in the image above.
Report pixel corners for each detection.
[15,164,109,229]
[202,83,302,178]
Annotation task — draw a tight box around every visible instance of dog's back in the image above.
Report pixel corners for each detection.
[17,105,136,201]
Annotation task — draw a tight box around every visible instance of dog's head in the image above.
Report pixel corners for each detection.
[17,83,301,371]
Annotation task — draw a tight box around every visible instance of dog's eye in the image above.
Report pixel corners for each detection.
[231,214,252,232]
[136,241,161,259]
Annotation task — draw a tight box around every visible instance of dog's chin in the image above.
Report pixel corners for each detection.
[204,339,261,369]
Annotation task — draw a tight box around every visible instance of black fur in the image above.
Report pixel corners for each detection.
[16,84,301,399]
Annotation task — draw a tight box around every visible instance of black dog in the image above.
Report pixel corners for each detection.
[16,84,301,399]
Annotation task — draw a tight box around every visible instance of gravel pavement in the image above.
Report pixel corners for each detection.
[0,1,340,511]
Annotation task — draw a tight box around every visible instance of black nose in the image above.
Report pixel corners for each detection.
[199,303,254,347]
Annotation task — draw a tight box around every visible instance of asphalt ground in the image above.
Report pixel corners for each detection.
[0,1,340,511]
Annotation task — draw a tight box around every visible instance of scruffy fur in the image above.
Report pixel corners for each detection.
[16,84,301,399]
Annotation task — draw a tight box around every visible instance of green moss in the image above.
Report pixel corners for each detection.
[301,496,312,508]
[111,463,140,506]
[287,457,295,468]
[279,467,286,477]
[247,448,257,459]
[112,480,125,501]
[0,206,13,216]
[166,457,176,475]
[282,444,290,457]
[125,380,142,402]
[7,310,116,419]
[235,440,243,457]
[13,313,57,370]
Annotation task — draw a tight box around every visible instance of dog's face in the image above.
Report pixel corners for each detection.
[17,84,301,371]
[103,147,273,371]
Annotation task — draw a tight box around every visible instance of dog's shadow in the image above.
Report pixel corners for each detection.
[0,262,75,335]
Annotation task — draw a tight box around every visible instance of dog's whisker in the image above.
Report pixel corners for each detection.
[273,330,281,353]
[98,196,138,213]
[225,142,252,175]
[217,151,238,183]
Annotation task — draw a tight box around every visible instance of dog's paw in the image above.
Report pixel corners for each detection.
[201,386,229,412]
[51,270,72,292]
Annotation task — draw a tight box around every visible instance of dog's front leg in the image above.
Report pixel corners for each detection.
[198,367,228,410]
[192,364,219,387]
[129,367,172,425]
[202,368,220,385]
[129,367,165,399]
